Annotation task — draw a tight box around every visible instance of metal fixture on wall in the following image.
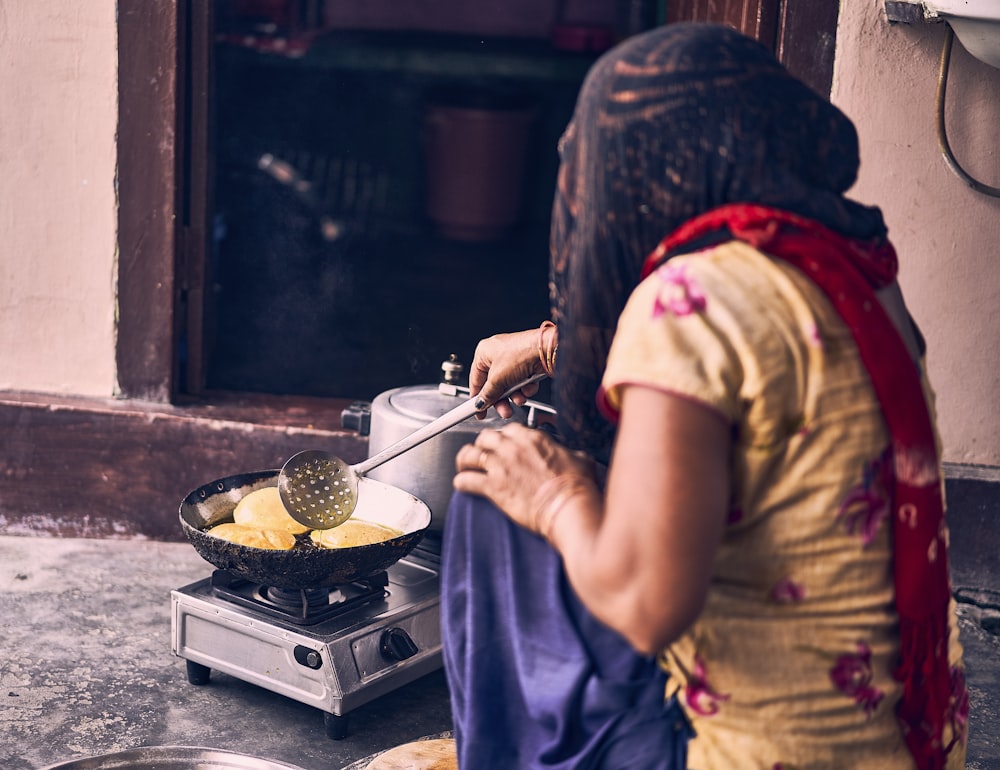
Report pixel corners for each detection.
[886,0,1000,197]
[935,25,1000,197]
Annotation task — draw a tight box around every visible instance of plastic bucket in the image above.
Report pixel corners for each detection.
[423,93,536,241]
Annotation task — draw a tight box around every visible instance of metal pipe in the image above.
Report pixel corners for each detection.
[935,24,1000,197]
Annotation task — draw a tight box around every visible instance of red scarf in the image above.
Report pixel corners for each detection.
[643,204,965,769]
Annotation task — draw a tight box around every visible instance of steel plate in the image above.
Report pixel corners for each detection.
[37,745,306,770]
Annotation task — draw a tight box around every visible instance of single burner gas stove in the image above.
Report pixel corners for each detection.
[170,543,442,739]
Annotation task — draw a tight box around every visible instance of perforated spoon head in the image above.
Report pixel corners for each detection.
[278,449,358,529]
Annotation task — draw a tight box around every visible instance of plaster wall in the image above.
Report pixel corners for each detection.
[832,0,1000,466]
[0,0,118,396]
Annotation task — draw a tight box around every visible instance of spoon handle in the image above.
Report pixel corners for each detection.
[352,373,547,477]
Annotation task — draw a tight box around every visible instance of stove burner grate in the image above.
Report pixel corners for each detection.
[264,584,332,612]
[210,569,389,626]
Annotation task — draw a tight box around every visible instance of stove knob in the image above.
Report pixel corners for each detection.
[294,645,323,670]
[380,627,419,661]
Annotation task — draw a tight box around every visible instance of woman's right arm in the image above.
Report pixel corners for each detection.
[469,324,556,418]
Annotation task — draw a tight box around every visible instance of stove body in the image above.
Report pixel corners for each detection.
[171,543,442,738]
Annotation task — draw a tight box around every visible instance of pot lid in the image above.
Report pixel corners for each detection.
[382,384,522,429]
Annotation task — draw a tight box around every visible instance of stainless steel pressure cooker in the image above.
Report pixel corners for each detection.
[351,358,554,533]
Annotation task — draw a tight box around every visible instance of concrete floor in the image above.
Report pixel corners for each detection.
[2,472,998,769]
[0,536,452,770]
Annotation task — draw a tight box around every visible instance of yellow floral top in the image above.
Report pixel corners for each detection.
[600,241,965,770]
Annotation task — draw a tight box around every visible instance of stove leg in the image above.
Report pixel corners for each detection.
[324,712,349,740]
[186,660,211,686]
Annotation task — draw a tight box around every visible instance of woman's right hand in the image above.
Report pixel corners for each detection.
[469,328,549,418]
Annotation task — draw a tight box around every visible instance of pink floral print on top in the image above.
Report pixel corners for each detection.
[829,642,885,718]
[805,322,823,348]
[837,447,893,547]
[770,577,806,603]
[685,654,730,716]
[652,263,707,318]
[950,666,970,747]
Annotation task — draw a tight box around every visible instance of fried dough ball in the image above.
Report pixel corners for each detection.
[309,519,402,549]
[207,522,296,550]
[232,486,310,534]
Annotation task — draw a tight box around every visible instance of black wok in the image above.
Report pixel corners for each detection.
[179,469,431,589]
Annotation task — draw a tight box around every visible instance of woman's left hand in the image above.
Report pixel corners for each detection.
[453,423,596,536]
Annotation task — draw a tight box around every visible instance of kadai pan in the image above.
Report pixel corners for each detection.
[179,469,430,590]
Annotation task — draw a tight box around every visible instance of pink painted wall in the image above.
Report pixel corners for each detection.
[0,1,119,396]
[833,0,1000,466]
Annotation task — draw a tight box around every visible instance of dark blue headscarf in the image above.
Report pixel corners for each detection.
[549,22,888,460]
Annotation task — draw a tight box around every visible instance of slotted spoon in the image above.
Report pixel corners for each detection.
[278,373,546,529]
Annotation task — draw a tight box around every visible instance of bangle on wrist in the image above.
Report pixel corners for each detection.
[537,321,558,377]
[530,474,595,544]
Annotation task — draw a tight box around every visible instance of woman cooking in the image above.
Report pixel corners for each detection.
[426,22,968,770]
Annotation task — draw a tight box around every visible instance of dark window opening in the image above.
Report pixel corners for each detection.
[116,1,835,405]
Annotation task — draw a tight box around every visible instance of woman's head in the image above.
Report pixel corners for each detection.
[550,23,886,457]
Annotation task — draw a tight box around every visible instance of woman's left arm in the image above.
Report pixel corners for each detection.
[453,384,731,656]
[565,385,730,654]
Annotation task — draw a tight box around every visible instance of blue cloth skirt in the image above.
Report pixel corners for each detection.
[441,491,693,769]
